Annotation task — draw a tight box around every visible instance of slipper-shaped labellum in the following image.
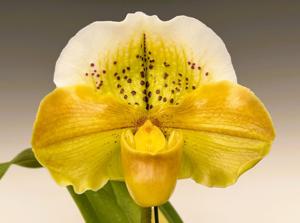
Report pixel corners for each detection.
[32,12,275,207]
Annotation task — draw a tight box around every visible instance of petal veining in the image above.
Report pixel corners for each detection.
[151,81,275,186]
[178,129,271,186]
[32,85,144,193]
[54,12,236,110]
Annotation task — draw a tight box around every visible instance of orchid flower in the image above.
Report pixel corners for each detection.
[31,12,275,207]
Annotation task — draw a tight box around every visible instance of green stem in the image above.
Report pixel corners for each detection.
[141,207,152,223]
[154,206,159,223]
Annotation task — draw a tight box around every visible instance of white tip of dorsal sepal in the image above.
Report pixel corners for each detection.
[54,11,237,88]
[123,11,161,26]
[125,11,159,19]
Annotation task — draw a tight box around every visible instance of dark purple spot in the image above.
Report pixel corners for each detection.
[163,62,170,67]
[143,96,149,103]
[146,81,150,88]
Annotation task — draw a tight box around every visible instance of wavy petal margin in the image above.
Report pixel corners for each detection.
[32,85,144,193]
[152,81,275,186]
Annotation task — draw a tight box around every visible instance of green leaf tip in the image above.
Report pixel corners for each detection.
[0,162,10,180]
[0,148,42,180]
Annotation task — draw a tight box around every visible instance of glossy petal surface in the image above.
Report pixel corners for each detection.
[152,81,275,186]
[32,85,144,193]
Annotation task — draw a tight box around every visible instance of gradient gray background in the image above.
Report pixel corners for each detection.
[0,0,299,222]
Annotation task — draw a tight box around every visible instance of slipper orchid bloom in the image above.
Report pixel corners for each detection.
[32,12,275,207]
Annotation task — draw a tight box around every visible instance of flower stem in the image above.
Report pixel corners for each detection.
[154,206,159,223]
[141,207,151,223]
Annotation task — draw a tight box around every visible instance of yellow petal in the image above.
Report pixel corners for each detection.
[151,81,275,186]
[120,120,183,207]
[179,130,271,186]
[32,85,144,193]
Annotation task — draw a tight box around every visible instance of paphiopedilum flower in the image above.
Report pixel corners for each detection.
[32,12,275,207]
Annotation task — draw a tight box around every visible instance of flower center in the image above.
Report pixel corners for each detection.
[134,120,166,154]
[120,120,183,207]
